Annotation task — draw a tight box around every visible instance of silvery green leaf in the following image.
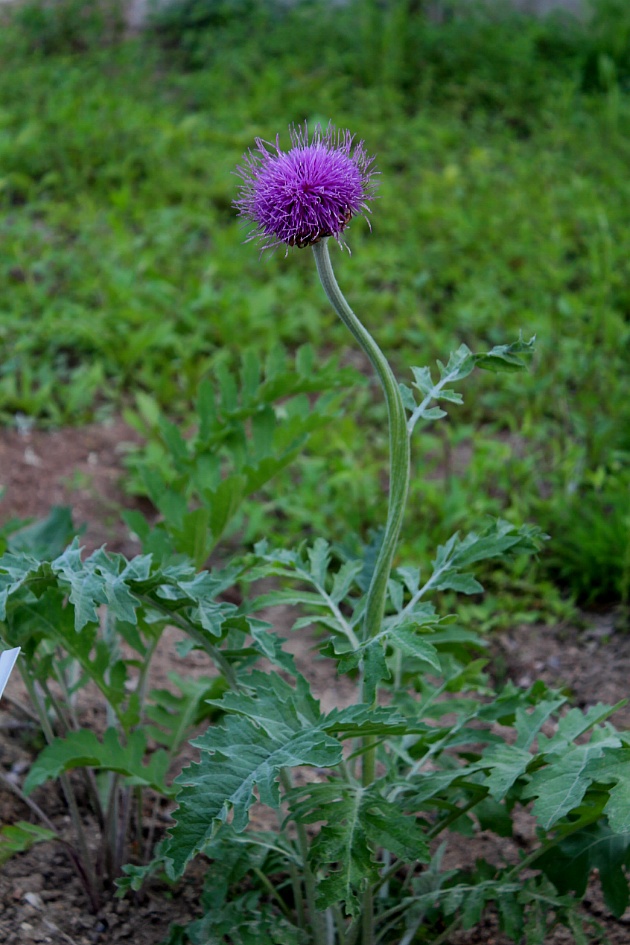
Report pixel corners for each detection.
[247,620,297,673]
[434,572,484,594]
[330,560,363,604]
[388,626,440,671]
[399,383,416,410]
[475,335,536,373]
[524,734,622,828]
[166,694,342,878]
[290,783,429,916]
[410,365,434,395]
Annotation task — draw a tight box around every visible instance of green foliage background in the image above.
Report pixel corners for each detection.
[0,0,628,605]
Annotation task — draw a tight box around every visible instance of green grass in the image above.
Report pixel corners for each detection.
[0,0,628,604]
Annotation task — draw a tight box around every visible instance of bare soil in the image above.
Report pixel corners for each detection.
[0,421,629,945]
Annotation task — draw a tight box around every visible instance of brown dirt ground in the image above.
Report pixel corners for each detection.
[0,421,629,945]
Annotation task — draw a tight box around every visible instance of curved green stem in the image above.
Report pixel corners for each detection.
[312,239,410,647]
[313,239,410,938]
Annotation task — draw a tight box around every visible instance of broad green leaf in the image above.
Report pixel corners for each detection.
[513,696,566,751]
[322,703,410,738]
[23,728,170,795]
[7,506,76,559]
[208,672,322,737]
[537,821,630,918]
[338,637,389,703]
[87,548,152,625]
[308,538,331,586]
[425,520,547,601]
[330,559,363,604]
[251,540,362,644]
[404,769,483,806]
[362,796,430,863]
[337,614,441,701]
[0,821,58,865]
[434,572,484,595]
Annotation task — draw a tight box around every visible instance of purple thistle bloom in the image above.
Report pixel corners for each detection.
[234,123,376,251]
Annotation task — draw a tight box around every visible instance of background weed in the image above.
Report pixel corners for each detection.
[0,0,628,605]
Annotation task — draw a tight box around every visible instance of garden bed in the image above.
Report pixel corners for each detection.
[0,422,629,944]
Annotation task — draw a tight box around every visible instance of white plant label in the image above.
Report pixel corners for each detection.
[0,647,21,700]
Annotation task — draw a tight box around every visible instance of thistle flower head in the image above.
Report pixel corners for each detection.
[234,123,376,251]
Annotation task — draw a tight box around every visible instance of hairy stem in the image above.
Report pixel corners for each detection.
[312,239,410,647]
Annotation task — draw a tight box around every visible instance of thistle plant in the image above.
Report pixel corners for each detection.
[2,124,630,944]
[129,125,630,944]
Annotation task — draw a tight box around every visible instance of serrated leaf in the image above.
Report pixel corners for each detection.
[247,620,297,674]
[426,520,547,602]
[89,549,152,625]
[481,744,532,800]
[537,702,623,755]
[405,338,535,432]
[51,542,104,630]
[396,566,421,596]
[338,637,389,703]
[422,406,447,420]
[166,683,342,878]
[513,696,566,751]
[209,672,321,737]
[475,335,535,373]
[291,782,429,916]
[399,383,416,411]
[410,365,434,395]
[363,797,430,863]
[524,735,622,828]
[0,552,45,619]
[387,578,404,614]
[308,538,331,586]
[330,560,363,605]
